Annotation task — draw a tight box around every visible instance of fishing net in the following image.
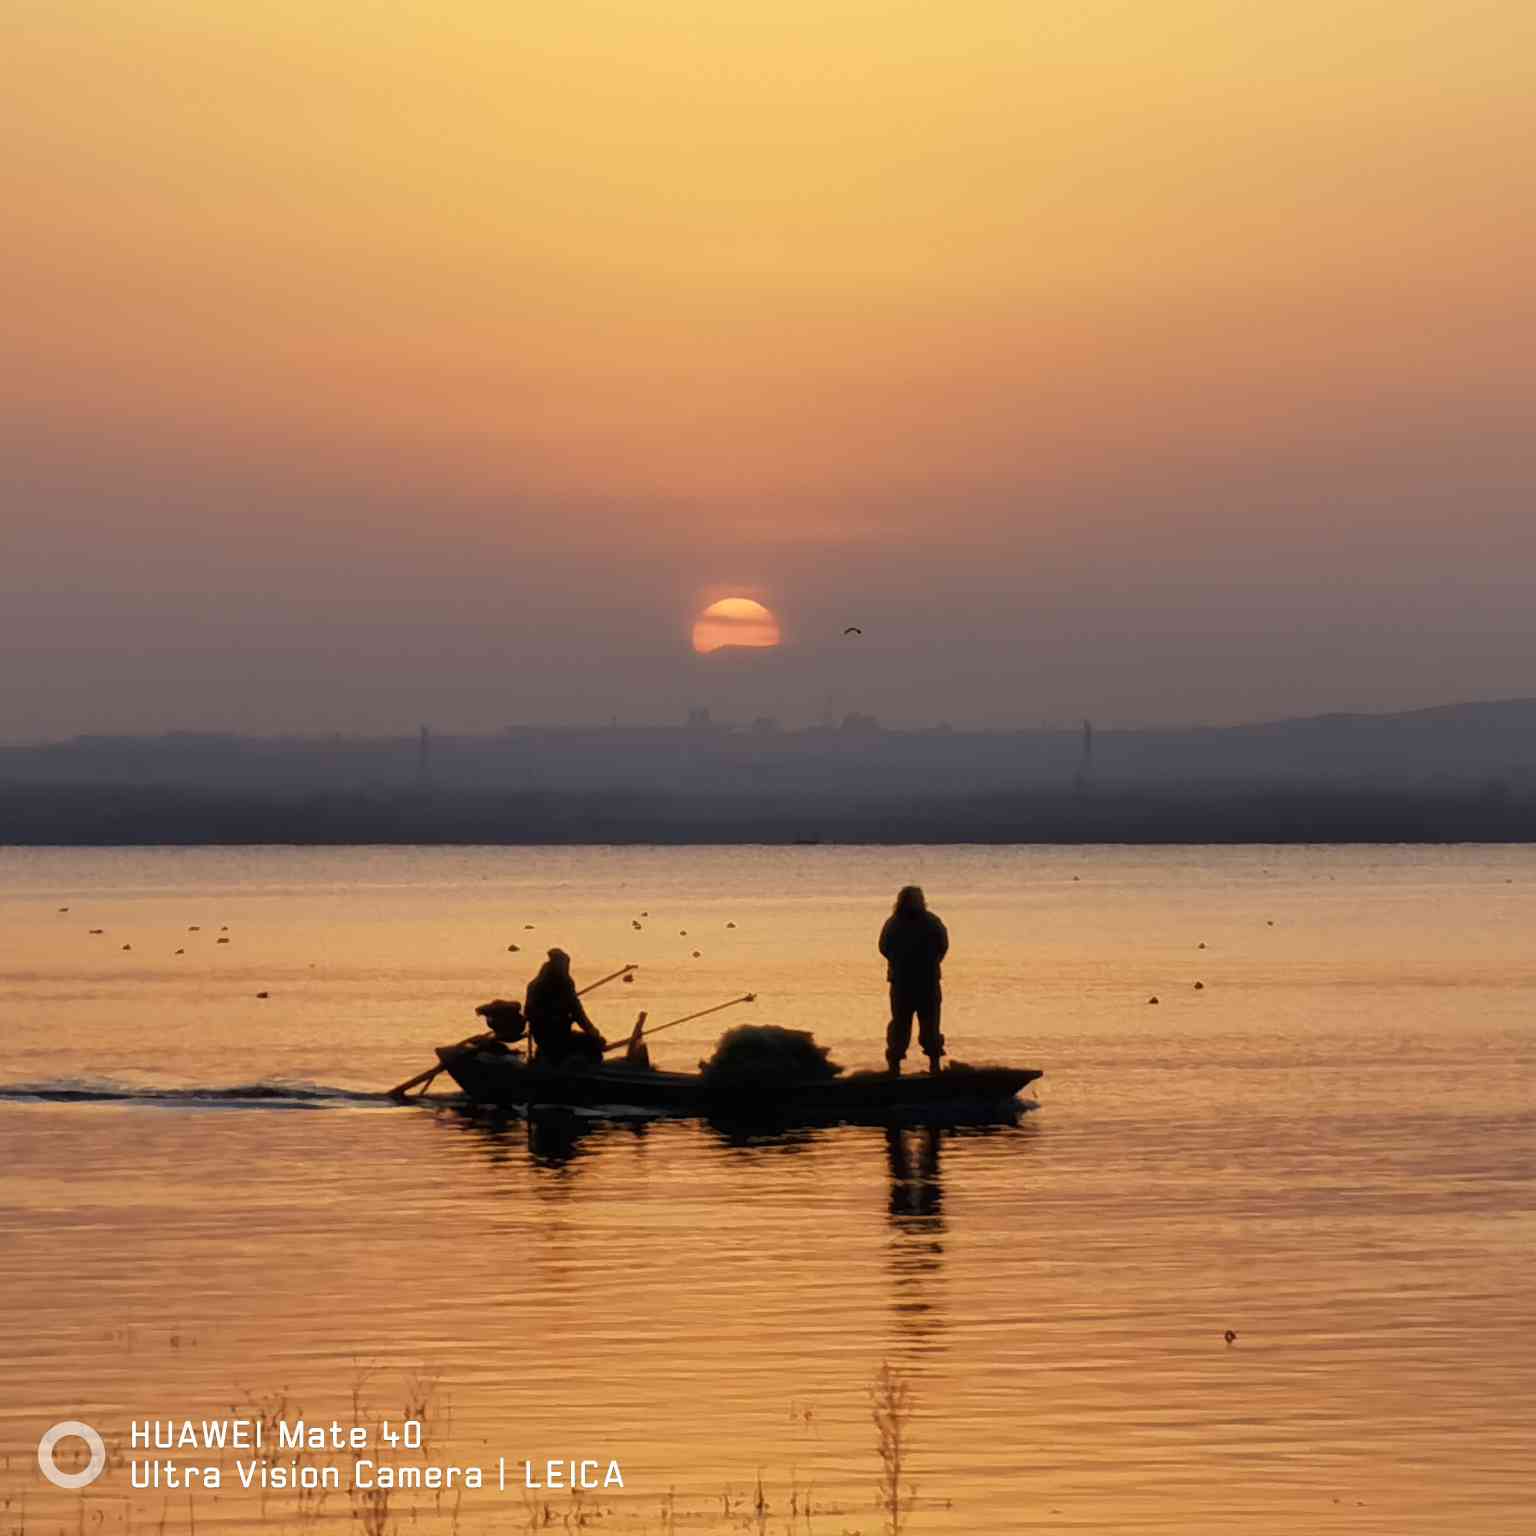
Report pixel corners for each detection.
[700,1024,843,1098]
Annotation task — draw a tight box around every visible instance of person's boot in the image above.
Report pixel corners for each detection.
[886,1053,903,1076]
[926,1054,943,1076]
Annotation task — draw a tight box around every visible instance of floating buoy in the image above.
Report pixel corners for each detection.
[632,920,642,930]
[726,921,736,928]
[189,926,201,932]
[507,943,520,952]
[57,907,69,913]
[1197,941,1206,949]
[174,948,184,955]
[122,944,132,951]
[256,991,269,999]
[220,925,228,931]
[524,924,535,930]
[1148,995,1159,1004]
[1194,981,1204,990]
[692,950,701,958]
[216,937,230,945]
[622,973,634,983]
[1224,1329,1238,1345]
[680,930,687,936]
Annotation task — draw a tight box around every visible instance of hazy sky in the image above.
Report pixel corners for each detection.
[3,2,1534,738]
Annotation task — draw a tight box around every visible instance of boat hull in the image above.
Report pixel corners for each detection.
[433,1045,1041,1125]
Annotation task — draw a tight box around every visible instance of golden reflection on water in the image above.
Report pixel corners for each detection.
[3,845,1534,1533]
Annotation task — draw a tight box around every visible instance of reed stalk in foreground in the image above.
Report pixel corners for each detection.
[870,1362,915,1536]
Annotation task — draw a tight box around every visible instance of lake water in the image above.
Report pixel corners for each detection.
[2,845,1533,1535]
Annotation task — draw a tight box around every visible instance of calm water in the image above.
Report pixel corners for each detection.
[2,845,1533,1534]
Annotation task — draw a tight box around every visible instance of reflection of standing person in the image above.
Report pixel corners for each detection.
[884,1126,947,1355]
[886,1125,945,1220]
[878,886,948,1074]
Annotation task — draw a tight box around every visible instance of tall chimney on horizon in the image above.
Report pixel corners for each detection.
[416,724,432,791]
[1073,719,1094,793]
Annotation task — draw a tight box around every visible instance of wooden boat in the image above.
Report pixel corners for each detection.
[432,1042,1041,1125]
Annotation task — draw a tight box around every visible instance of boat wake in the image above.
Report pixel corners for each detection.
[0,1079,399,1109]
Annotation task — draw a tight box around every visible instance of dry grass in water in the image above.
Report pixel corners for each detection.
[870,1362,915,1536]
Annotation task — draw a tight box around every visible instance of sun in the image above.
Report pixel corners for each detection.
[691,597,782,654]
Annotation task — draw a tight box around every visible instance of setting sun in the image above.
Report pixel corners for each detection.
[691,597,782,655]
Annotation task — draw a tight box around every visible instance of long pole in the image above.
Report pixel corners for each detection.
[577,964,637,997]
[602,992,755,1054]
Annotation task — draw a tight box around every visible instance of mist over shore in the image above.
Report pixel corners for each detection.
[6,697,1535,844]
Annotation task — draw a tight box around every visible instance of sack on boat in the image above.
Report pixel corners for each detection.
[700,1025,843,1097]
[475,999,527,1043]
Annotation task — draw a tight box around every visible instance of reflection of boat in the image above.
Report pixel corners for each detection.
[432,1045,1041,1126]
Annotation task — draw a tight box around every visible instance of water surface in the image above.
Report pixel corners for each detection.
[3,845,1532,1533]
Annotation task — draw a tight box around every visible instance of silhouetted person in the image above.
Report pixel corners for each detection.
[525,949,606,1068]
[878,885,948,1074]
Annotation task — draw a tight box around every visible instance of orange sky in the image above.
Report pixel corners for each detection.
[2,2,1533,733]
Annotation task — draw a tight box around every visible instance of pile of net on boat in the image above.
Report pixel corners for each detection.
[700,1024,843,1100]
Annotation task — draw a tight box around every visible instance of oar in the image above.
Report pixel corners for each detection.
[601,992,756,1054]
[389,963,637,1099]
[388,1037,487,1101]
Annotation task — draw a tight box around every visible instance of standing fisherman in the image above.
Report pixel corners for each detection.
[525,948,607,1067]
[878,886,949,1075]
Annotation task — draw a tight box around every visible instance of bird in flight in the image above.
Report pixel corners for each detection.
[843,626,862,636]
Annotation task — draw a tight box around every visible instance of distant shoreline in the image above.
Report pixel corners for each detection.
[4,783,1533,846]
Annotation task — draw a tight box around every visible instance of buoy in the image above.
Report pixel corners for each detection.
[1194,981,1204,990]
[507,943,520,952]
[220,925,228,931]
[256,991,269,999]
[623,973,634,983]
[1224,1330,1237,1345]
[174,948,184,955]
[680,930,687,936]
[217,937,230,945]
[122,944,132,951]
[1148,995,1159,1004]
[1197,941,1206,949]
[632,920,642,930]
[189,926,200,932]
[57,907,69,913]
[726,921,736,928]
[692,950,701,958]
[524,923,534,930]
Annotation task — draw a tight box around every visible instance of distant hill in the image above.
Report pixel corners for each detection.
[1232,697,1536,733]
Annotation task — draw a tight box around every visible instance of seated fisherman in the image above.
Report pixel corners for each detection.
[524,948,607,1067]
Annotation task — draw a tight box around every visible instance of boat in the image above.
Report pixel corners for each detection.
[431,1042,1042,1126]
